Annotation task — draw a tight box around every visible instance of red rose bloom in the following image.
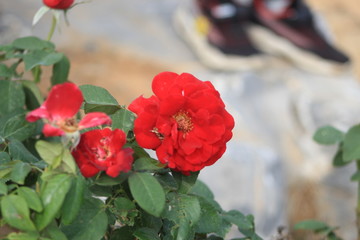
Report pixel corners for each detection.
[43,0,74,9]
[72,128,134,178]
[128,72,234,174]
[26,82,111,137]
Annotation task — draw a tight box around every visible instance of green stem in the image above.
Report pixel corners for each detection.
[357,160,360,239]
[47,15,57,41]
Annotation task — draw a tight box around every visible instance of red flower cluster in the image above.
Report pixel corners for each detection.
[129,72,234,174]
[43,0,74,9]
[72,128,134,178]
[26,82,111,137]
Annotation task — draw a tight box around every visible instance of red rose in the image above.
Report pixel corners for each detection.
[43,0,74,9]
[128,72,234,174]
[26,82,111,137]
[72,128,134,178]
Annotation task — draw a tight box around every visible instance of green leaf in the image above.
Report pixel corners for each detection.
[133,227,160,240]
[12,36,54,50]
[129,172,165,217]
[17,187,43,212]
[7,232,40,240]
[190,180,215,200]
[351,171,360,181]
[10,161,32,184]
[8,139,39,163]
[51,55,70,86]
[294,220,329,231]
[94,172,130,186]
[23,50,63,71]
[111,108,135,134]
[20,80,44,109]
[155,173,178,192]
[0,63,12,78]
[313,126,344,145]
[223,210,254,236]
[0,151,11,164]
[0,80,25,116]
[80,84,120,114]
[1,194,37,231]
[0,181,7,195]
[35,173,72,230]
[332,149,349,167]
[162,192,201,227]
[61,198,108,240]
[110,226,135,240]
[195,197,222,234]
[61,175,86,225]
[343,125,360,162]
[133,157,165,171]
[0,112,36,141]
[172,170,199,194]
[45,220,68,240]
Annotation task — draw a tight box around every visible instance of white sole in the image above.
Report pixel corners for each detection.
[247,24,352,76]
[173,4,268,71]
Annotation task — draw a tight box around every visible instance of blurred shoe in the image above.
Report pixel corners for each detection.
[247,0,351,75]
[173,0,267,71]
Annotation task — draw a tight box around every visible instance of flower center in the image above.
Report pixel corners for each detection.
[59,118,79,133]
[92,138,112,161]
[173,110,193,133]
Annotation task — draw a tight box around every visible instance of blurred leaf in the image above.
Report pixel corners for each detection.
[134,227,160,240]
[0,63,12,78]
[7,232,40,240]
[32,6,50,26]
[313,126,344,145]
[343,125,360,162]
[111,108,135,135]
[17,187,43,212]
[61,175,86,225]
[351,171,360,181]
[332,149,349,167]
[109,226,134,240]
[223,210,254,236]
[129,172,165,217]
[35,173,72,230]
[1,194,37,231]
[23,50,63,71]
[294,220,328,231]
[0,80,25,116]
[12,36,54,50]
[10,161,31,184]
[51,55,70,86]
[61,197,108,240]
[8,139,39,163]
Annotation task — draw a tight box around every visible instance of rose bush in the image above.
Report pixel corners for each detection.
[129,72,234,174]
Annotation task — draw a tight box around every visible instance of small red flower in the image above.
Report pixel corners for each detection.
[72,128,134,178]
[43,0,74,9]
[26,82,111,137]
[128,72,234,174]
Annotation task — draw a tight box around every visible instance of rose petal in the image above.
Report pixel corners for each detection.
[26,105,49,122]
[152,72,179,99]
[45,82,83,121]
[78,112,112,130]
[43,123,64,137]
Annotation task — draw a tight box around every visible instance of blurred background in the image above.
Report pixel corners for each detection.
[1,0,360,239]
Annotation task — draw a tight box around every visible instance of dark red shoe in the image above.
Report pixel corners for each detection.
[173,0,267,71]
[248,0,351,75]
